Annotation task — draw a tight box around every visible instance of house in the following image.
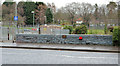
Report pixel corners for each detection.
[75,18,83,24]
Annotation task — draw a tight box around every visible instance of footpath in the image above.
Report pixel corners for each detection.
[0,40,119,53]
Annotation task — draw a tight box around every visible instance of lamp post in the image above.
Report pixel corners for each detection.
[31,11,34,27]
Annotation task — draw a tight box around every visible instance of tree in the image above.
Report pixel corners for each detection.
[107,2,117,13]
[35,2,47,24]
[23,2,36,25]
[107,2,117,19]
[63,2,79,25]
[58,2,94,26]
[47,3,56,24]
[45,8,53,24]
[54,8,69,24]
[47,3,56,13]
[2,2,16,25]
[80,3,93,27]
[17,2,26,26]
[3,1,14,7]
[94,4,99,20]
[18,2,25,17]
[63,2,80,25]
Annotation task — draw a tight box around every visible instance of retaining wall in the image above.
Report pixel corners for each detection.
[16,34,113,45]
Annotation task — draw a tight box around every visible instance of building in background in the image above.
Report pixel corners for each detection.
[75,17,83,24]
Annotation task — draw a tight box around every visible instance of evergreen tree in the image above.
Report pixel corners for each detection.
[94,4,99,20]
[45,8,53,24]
[23,2,36,25]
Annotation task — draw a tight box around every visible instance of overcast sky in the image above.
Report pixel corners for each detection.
[1,0,119,8]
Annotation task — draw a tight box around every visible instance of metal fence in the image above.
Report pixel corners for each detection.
[0,25,70,41]
[0,27,17,41]
[40,27,69,35]
[15,25,69,35]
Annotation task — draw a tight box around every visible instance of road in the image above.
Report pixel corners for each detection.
[1,48,118,64]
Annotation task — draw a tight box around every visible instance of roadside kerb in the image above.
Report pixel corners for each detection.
[0,45,119,53]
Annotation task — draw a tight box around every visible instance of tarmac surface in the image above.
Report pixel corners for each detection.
[0,40,119,64]
[1,48,118,64]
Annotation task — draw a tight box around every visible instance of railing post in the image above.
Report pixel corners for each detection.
[8,27,9,40]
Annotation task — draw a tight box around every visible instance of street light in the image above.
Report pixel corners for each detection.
[31,11,35,27]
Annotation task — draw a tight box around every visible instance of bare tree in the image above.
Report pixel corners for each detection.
[35,4,47,24]
[2,2,16,25]
[107,2,117,19]
[79,3,93,26]
[17,2,25,26]
[107,2,118,25]
[63,2,80,25]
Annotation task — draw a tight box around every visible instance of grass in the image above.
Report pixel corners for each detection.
[87,29,112,35]
[87,29,104,35]
[19,27,35,30]
[3,25,36,30]
[114,26,119,29]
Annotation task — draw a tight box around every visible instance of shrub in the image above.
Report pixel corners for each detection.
[63,26,73,34]
[73,23,76,28]
[113,27,120,46]
[104,24,108,34]
[74,25,87,34]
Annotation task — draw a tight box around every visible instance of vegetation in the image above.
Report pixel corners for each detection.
[2,1,118,27]
[104,24,108,34]
[87,29,104,35]
[45,8,53,24]
[63,26,73,34]
[113,27,120,46]
[35,2,47,25]
[2,1,55,26]
[24,2,36,25]
[74,25,87,34]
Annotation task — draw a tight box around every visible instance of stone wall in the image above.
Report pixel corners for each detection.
[16,34,113,45]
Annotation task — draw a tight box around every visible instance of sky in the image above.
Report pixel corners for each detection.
[0,0,119,8]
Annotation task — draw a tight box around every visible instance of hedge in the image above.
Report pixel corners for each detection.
[113,27,120,46]
[63,26,73,34]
